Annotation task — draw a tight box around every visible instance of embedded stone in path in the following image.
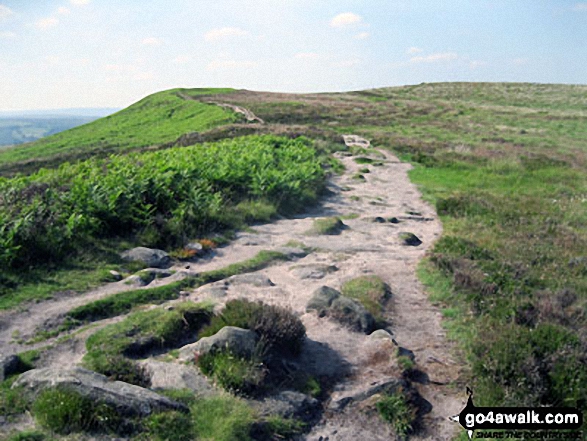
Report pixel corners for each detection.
[399,232,422,246]
[290,264,338,280]
[178,326,257,361]
[121,247,172,269]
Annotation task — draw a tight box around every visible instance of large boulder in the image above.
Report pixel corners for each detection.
[178,326,257,362]
[141,360,215,398]
[121,247,172,269]
[13,367,186,416]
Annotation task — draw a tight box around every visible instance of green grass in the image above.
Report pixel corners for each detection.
[198,351,266,396]
[376,390,416,437]
[32,387,123,435]
[6,430,51,441]
[191,395,257,441]
[0,88,237,174]
[340,275,390,324]
[83,302,213,375]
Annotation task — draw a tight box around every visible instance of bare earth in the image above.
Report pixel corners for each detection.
[0,139,465,440]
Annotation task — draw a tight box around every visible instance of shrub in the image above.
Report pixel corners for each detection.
[376,390,416,437]
[200,299,306,355]
[32,387,123,435]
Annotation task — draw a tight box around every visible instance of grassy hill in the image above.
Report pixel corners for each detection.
[0,88,238,176]
[1,82,586,436]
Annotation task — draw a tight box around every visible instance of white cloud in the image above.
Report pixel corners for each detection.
[469,60,488,69]
[205,27,248,41]
[36,17,59,30]
[142,37,162,46]
[572,3,587,11]
[70,0,90,5]
[104,63,137,72]
[330,12,363,28]
[333,58,361,68]
[0,4,13,20]
[173,55,191,64]
[410,52,458,63]
[0,31,16,39]
[44,56,60,65]
[406,47,423,54]
[207,59,257,70]
[134,72,154,81]
[57,7,71,15]
[355,32,370,40]
[295,52,320,60]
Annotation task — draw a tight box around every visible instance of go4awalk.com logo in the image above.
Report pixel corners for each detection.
[450,388,583,439]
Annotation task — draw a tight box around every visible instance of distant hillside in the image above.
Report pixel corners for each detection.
[0,116,97,147]
[0,88,237,175]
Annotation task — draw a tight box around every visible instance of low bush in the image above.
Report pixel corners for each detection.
[200,299,306,355]
[32,387,124,435]
[93,356,151,388]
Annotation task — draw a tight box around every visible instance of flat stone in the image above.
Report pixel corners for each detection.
[227,273,274,287]
[291,264,338,280]
[178,326,257,362]
[13,367,186,416]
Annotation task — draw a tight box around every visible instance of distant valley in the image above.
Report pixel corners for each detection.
[0,108,119,147]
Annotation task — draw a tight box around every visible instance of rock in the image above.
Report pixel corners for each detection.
[291,264,338,280]
[121,247,172,269]
[369,329,394,341]
[129,269,174,286]
[372,217,386,223]
[328,379,405,412]
[13,367,186,416]
[397,347,415,361]
[330,296,376,334]
[306,286,341,315]
[186,242,203,252]
[178,326,257,361]
[141,360,215,398]
[227,273,274,287]
[109,270,123,281]
[399,232,422,246]
[388,217,400,224]
[274,247,309,260]
[0,355,21,382]
[124,274,147,287]
[254,391,320,422]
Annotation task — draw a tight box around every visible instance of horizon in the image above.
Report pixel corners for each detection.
[1,0,586,111]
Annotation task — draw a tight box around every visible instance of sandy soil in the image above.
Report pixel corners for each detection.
[0,138,465,440]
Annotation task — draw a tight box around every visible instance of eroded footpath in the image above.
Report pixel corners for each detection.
[0,140,464,440]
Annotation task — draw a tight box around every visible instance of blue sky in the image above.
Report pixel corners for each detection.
[0,0,585,110]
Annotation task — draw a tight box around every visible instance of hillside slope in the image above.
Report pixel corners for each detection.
[0,88,237,175]
[1,82,586,440]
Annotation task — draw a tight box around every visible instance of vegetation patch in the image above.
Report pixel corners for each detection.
[0,135,326,306]
[83,302,212,381]
[341,275,390,325]
[376,390,416,438]
[199,299,306,356]
[190,395,257,441]
[306,217,346,235]
[32,387,124,435]
[198,351,266,396]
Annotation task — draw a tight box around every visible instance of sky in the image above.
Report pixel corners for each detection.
[0,0,586,111]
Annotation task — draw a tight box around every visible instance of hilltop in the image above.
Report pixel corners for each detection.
[1,82,586,440]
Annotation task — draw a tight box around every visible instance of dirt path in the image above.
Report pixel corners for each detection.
[0,138,464,440]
